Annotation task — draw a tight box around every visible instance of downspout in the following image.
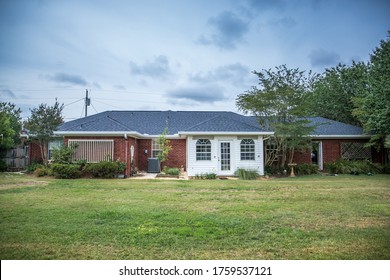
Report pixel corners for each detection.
[124,134,129,177]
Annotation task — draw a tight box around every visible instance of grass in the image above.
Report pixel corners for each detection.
[0,173,389,260]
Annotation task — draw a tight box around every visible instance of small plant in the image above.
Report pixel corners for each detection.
[163,167,180,176]
[234,168,259,180]
[193,173,217,180]
[33,167,52,177]
[294,164,318,175]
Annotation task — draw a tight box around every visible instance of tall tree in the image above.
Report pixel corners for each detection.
[25,101,64,165]
[307,62,368,126]
[353,33,390,151]
[236,65,319,167]
[0,99,22,149]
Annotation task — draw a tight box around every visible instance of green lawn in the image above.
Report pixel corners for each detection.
[0,173,389,260]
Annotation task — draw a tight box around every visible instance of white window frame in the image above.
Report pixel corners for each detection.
[240,139,255,161]
[196,139,211,161]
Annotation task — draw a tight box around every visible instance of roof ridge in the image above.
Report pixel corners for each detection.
[105,114,132,130]
[185,115,221,130]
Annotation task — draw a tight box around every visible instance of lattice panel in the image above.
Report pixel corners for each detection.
[341,142,371,160]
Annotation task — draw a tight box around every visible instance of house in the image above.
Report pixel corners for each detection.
[27,110,384,176]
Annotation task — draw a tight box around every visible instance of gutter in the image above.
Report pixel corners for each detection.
[178,131,274,136]
[53,131,186,139]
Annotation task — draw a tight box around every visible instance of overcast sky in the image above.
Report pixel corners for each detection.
[0,0,389,121]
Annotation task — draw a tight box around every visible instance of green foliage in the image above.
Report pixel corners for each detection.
[234,168,259,180]
[236,65,318,167]
[51,143,77,164]
[324,159,383,175]
[294,164,318,175]
[33,167,52,177]
[51,163,83,179]
[0,160,7,172]
[0,111,16,149]
[24,101,64,165]
[163,167,180,176]
[353,33,390,150]
[156,127,172,163]
[86,161,125,178]
[26,162,44,173]
[193,173,217,180]
[0,99,22,148]
[308,62,368,126]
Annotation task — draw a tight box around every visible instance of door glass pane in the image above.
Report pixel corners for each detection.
[220,142,230,171]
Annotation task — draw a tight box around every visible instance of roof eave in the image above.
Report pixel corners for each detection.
[53,131,185,139]
[309,134,371,139]
[178,131,274,136]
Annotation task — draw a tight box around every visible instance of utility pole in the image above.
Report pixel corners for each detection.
[85,89,91,117]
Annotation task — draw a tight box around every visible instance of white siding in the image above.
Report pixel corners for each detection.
[187,136,264,176]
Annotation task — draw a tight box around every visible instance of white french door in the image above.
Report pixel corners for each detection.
[219,141,232,175]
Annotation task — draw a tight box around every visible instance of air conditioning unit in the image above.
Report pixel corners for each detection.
[147,158,160,173]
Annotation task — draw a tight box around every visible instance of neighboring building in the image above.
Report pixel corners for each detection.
[27,111,385,176]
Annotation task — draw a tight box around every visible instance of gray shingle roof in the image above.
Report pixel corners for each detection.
[57,111,368,137]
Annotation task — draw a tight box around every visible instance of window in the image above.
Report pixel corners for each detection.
[68,139,114,163]
[341,142,371,160]
[48,139,63,160]
[152,139,162,158]
[196,139,211,160]
[240,139,255,160]
[265,140,278,165]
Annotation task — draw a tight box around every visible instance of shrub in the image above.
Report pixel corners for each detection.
[324,159,382,175]
[294,164,318,175]
[86,161,125,178]
[51,163,83,179]
[193,173,217,180]
[234,168,259,180]
[163,167,180,176]
[51,143,77,164]
[33,167,52,177]
[0,160,7,172]
[26,162,44,173]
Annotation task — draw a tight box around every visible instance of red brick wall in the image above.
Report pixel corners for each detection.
[29,141,43,164]
[137,139,151,172]
[136,138,187,171]
[164,139,186,169]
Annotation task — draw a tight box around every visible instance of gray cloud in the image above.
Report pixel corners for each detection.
[190,63,250,86]
[198,11,249,50]
[166,85,226,103]
[129,55,171,79]
[46,73,88,86]
[113,84,126,90]
[309,48,341,67]
[1,89,16,99]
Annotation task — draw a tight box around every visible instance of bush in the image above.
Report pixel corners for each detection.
[33,167,52,177]
[163,167,180,176]
[26,162,44,173]
[294,164,318,175]
[51,143,77,164]
[324,159,382,175]
[193,173,217,180]
[51,163,83,179]
[86,161,125,178]
[234,168,259,180]
[0,160,7,172]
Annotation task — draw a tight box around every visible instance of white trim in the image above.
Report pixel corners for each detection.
[309,135,371,139]
[179,131,274,136]
[54,131,185,139]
